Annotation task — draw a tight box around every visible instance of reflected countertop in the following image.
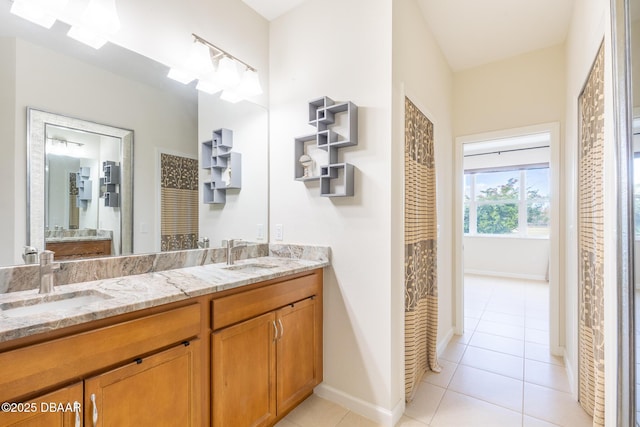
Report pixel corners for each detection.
[0,256,328,344]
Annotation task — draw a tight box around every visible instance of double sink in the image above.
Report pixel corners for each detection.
[0,261,279,319]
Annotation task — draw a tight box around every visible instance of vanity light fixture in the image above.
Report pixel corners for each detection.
[67,0,121,49]
[45,137,84,156]
[168,33,263,102]
[10,0,68,29]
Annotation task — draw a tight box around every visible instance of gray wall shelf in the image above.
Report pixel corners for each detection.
[76,167,92,207]
[101,161,120,207]
[202,128,242,204]
[295,96,358,197]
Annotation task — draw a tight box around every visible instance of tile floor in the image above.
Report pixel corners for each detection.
[276,275,593,427]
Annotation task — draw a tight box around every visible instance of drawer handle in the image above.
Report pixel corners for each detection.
[278,318,284,340]
[272,320,278,342]
[91,393,98,427]
[74,401,81,427]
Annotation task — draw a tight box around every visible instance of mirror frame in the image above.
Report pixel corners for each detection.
[611,0,635,424]
[27,108,134,256]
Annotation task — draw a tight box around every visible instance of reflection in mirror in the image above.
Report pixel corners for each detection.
[45,126,123,259]
[29,109,133,260]
[0,3,268,269]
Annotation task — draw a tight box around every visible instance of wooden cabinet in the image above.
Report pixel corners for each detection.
[276,297,320,414]
[212,312,277,427]
[0,267,323,427]
[85,340,201,426]
[0,303,203,427]
[211,270,323,427]
[0,383,83,427]
[46,239,112,260]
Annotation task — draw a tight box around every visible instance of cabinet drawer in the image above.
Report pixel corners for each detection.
[212,272,320,330]
[0,303,201,403]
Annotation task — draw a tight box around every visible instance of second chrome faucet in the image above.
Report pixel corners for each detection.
[224,239,246,265]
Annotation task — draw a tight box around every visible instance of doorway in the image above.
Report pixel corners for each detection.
[454,123,561,358]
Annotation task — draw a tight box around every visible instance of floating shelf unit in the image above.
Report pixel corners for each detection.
[202,128,242,204]
[294,96,358,197]
[101,161,120,207]
[75,167,92,208]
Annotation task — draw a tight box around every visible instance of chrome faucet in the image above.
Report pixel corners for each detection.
[39,250,60,294]
[224,239,246,265]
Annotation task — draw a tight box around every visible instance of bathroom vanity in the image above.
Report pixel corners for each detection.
[0,256,325,427]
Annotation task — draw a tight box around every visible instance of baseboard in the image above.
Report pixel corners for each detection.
[437,327,455,357]
[314,384,404,427]
[563,352,578,399]
[464,269,547,282]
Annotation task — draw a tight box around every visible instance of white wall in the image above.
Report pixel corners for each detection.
[11,38,197,262]
[562,0,615,423]
[393,0,455,412]
[269,0,396,423]
[464,237,549,280]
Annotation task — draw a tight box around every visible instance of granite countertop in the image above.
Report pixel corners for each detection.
[0,256,328,343]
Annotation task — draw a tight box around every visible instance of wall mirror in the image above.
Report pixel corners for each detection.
[0,2,268,267]
[28,109,133,260]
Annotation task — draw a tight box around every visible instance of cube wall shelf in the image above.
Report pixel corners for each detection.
[295,96,358,197]
[201,128,242,204]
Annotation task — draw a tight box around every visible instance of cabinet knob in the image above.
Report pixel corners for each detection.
[91,393,98,427]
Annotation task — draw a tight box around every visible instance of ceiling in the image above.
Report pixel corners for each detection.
[243,0,576,72]
[417,0,576,71]
[241,0,309,21]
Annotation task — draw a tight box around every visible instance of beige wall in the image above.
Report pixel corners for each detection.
[392,0,455,409]
[269,0,397,423]
[0,39,16,266]
[453,45,566,137]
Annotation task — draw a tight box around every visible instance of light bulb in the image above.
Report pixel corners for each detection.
[216,57,240,89]
[196,75,223,95]
[237,69,262,98]
[67,0,120,49]
[186,42,215,79]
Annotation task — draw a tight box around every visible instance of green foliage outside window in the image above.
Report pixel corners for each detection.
[465,175,549,235]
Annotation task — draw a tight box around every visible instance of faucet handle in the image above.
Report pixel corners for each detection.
[40,250,55,265]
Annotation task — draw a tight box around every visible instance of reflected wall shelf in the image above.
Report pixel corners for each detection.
[294,96,358,197]
[101,161,120,207]
[202,128,242,204]
[76,167,92,208]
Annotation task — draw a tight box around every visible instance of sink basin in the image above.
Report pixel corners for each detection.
[0,290,112,318]
[223,263,278,273]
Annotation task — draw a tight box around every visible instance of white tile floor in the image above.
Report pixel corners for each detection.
[277,275,593,427]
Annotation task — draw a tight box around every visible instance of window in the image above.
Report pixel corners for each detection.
[464,166,550,237]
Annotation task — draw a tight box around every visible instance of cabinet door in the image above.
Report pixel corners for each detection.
[276,297,319,414]
[0,382,82,427]
[85,339,201,427]
[212,311,276,427]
